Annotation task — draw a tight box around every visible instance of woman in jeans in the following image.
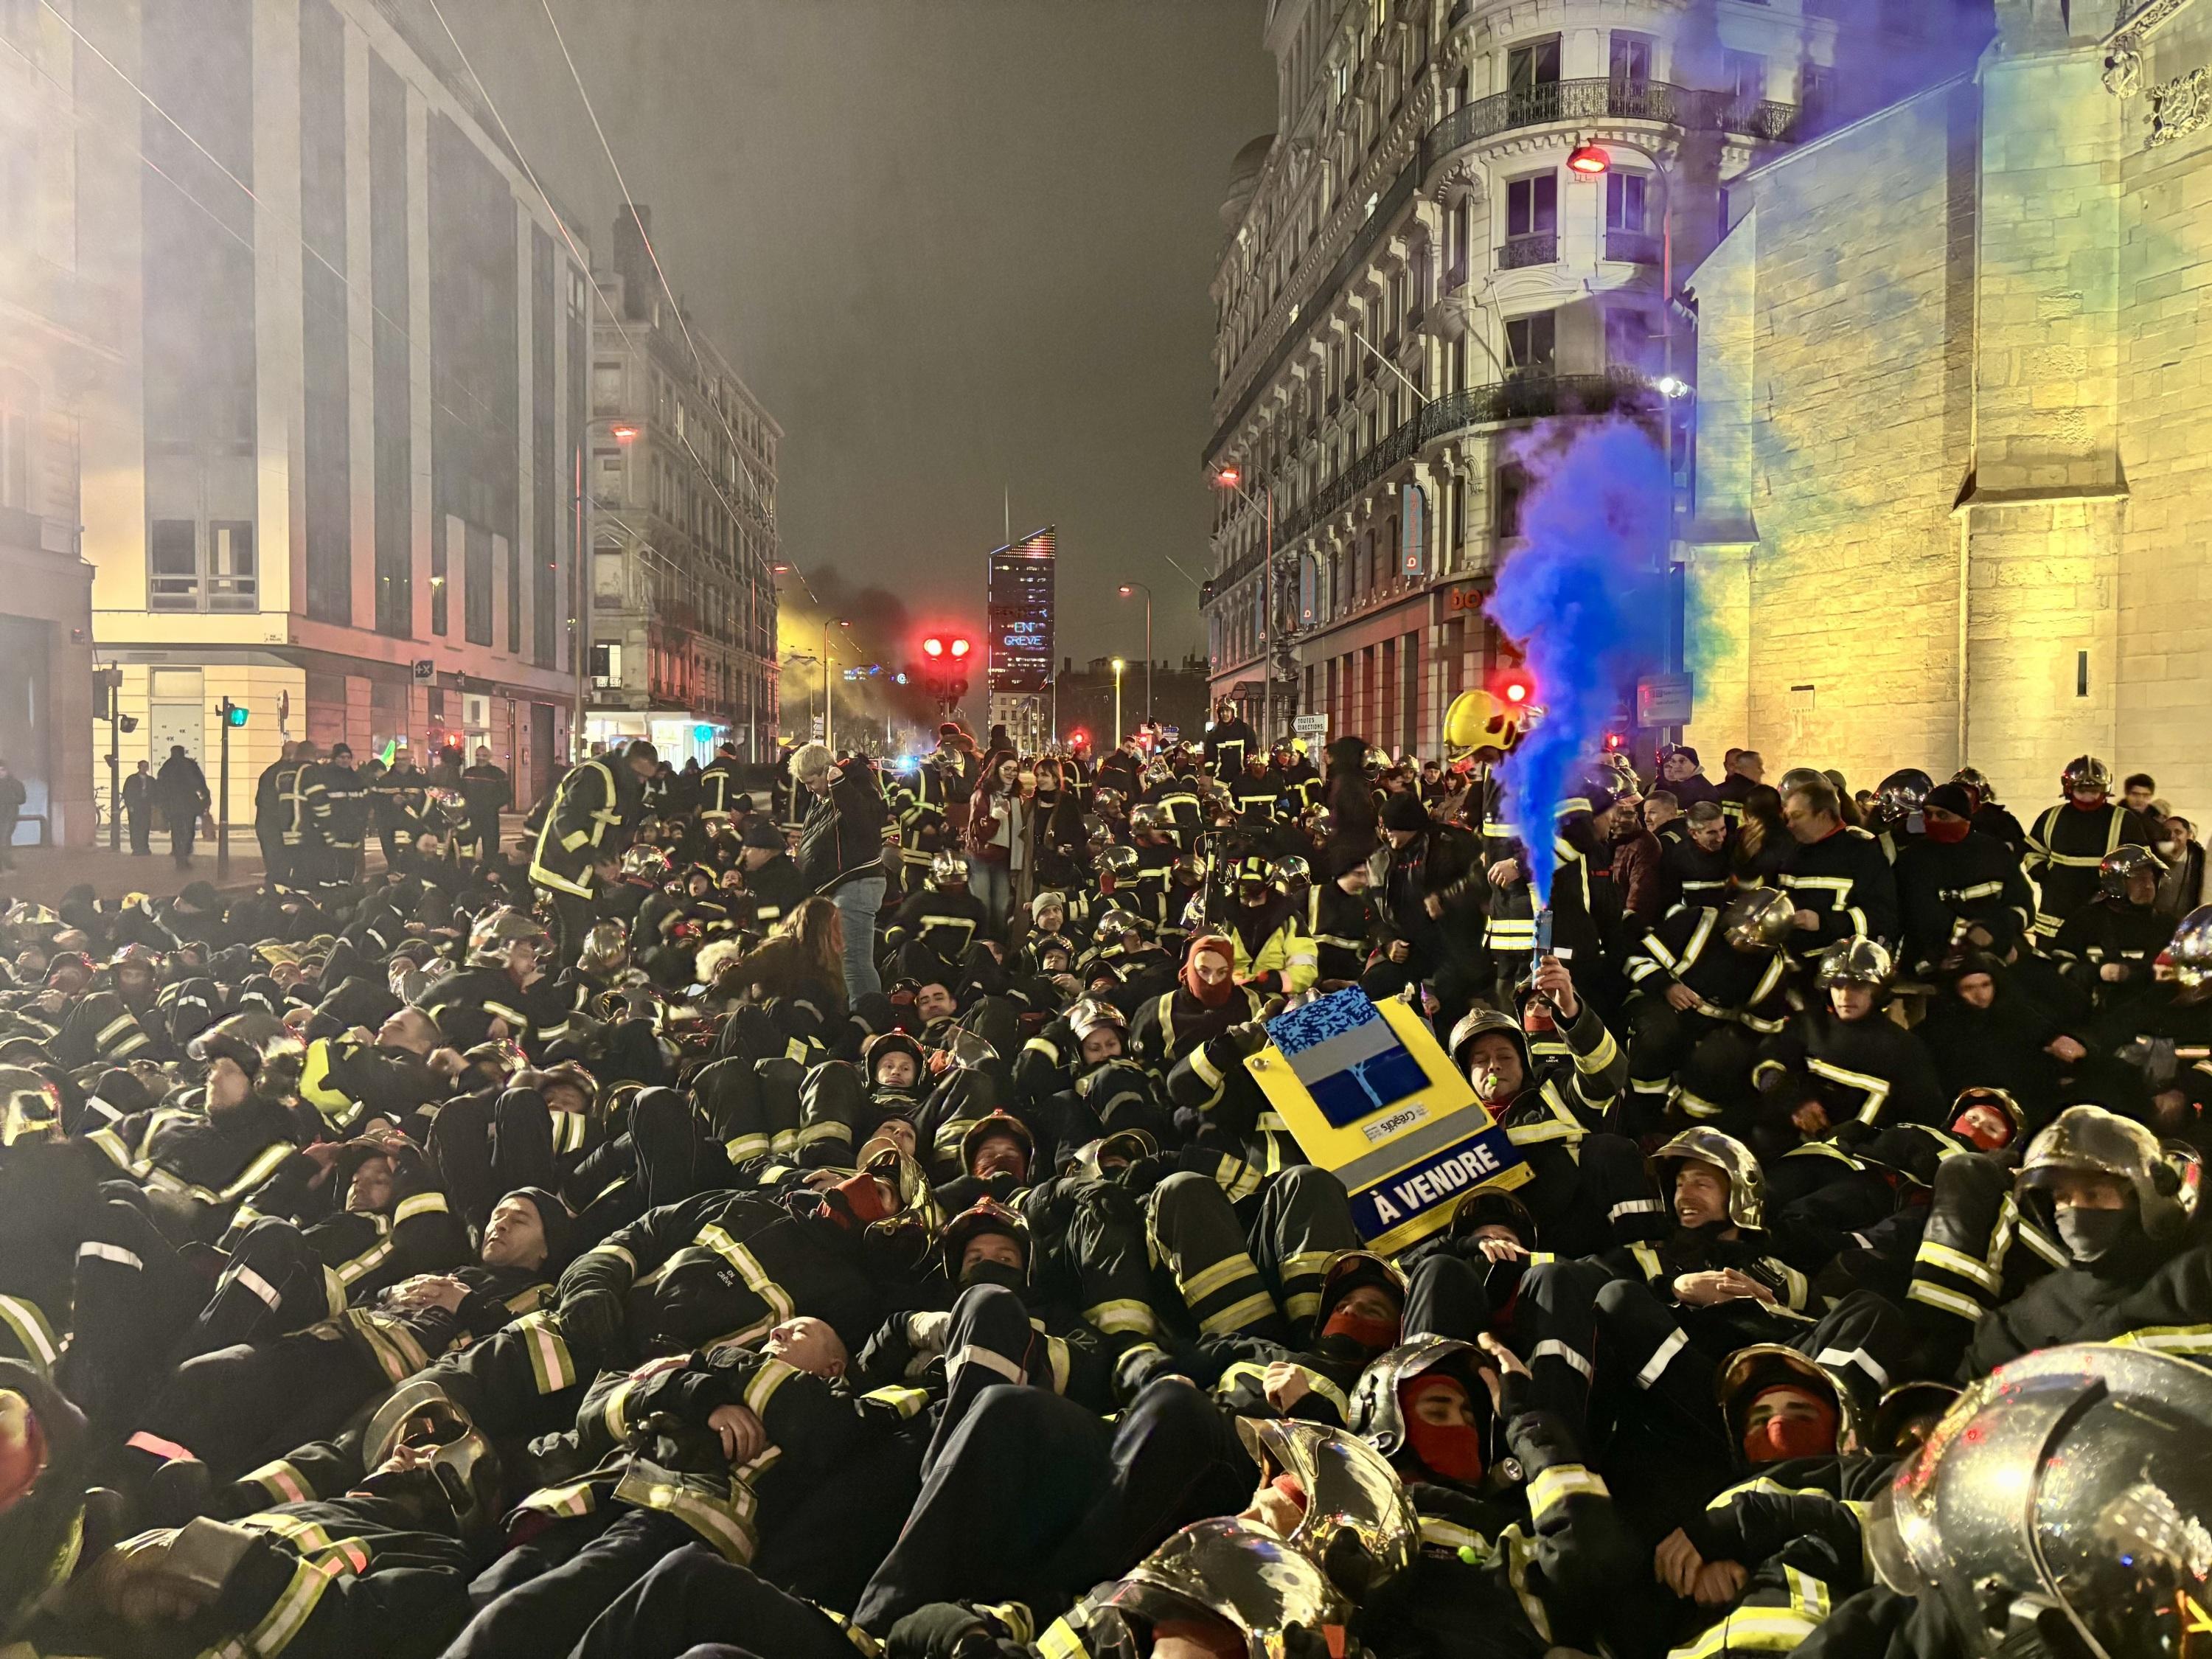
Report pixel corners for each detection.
[965,751,1029,928]
[789,742,890,1003]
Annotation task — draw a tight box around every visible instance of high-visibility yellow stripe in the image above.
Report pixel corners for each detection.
[1528,1462,1609,1521]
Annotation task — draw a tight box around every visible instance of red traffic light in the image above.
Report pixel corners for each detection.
[922,636,945,658]
[1069,728,1089,747]
[948,637,971,659]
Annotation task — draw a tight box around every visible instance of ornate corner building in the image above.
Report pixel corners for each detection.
[1201,0,1949,755]
[583,206,781,768]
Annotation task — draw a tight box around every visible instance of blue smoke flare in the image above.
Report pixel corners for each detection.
[1485,418,1672,904]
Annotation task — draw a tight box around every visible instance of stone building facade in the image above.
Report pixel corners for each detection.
[1684,0,2212,826]
[1201,0,1954,756]
[74,0,591,823]
[0,0,129,844]
[585,206,781,768]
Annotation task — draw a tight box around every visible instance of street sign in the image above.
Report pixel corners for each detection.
[1636,673,1694,726]
[1158,724,1180,743]
[1293,714,1329,737]
[1244,987,1529,1255]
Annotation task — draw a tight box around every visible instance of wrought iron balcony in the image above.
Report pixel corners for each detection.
[1419,78,1798,170]
[1272,369,1657,549]
[1498,232,1558,270]
[1604,229,1661,265]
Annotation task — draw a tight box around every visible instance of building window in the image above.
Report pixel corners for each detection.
[590,641,622,687]
[0,375,30,512]
[209,521,255,611]
[1608,32,1653,88]
[1448,196,1471,285]
[1495,463,1531,538]
[592,361,622,412]
[1606,171,1649,232]
[1725,50,1766,108]
[1506,36,1561,92]
[1502,171,1558,268]
[149,520,198,610]
[1800,63,1833,131]
[1506,172,1557,238]
[1504,311,1555,374]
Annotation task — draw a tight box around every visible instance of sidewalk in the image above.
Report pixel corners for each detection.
[0,814,529,908]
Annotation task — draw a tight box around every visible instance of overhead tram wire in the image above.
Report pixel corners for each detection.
[34,0,512,447]
[2,23,516,459]
[422,0,782,623]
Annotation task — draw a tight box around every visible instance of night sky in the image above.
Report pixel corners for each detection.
[425,0,1278,668]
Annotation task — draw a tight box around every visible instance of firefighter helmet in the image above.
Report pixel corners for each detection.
[2098,841,2166,897]
[467,907,552,973]
[1172,852,1207,888]
[1951,765,1992,805]
[1272,855,1312,897]
[2060,754,2111,796]
[108,942,164,978]
[1652,1127,1765,1231]
[957,1112,1034,1179]
[1100,1517,1349,1655]
[1442,690,1531,761]
[1776,766,1828,799]
[364,1378,500,1536]
[1092,910,1146,950]
[425,789,469,830]
[1815,936,1893,992]
[1068,998,1127,1043]
[2016,1105,2188,1242]
[577,919,630,977]
[1447,1186,1539,1250]
[1865,1344,2212,1659]
[1348,1337,1485,1461]
[1865,1380,1961,1458]
[1096,844,1140,880]
[1079,813,1110,856]
[1716,1343,1864,1456]
[930,850,970,886]
[2166,1138,2204,1221]
[1231,1418,1419,1599]
[619,844,672,881]
[1127,802,1171,835]
[940,1195,1029,1272]
[1950,1085,2027,1144]
[862,1031,926,1088]
[1091,786,1126,818]
[0,1067,62,1147]
[2171,903,2212,987]
[1722,888,1798,952]
[1071,1127,1158,1180]
[1874,768,1933,826]
[1445,1006,1529,1076]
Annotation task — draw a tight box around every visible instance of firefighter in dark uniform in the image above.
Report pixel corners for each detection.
[270,740,321,890]
[883,851,995,984]
[1775,773,1899,970]
[1232,755,1280,823]
[1201,699,1259,782]
[1307,843,1381,987]
[1753,939,1944,1148]
[369,748,430,866]
[416,908,572,1054]
[2023,754,2157,944]
[1892,779,2035,974]
[529,741,656,961]
[305,742,369,885]
[1272,737,1321,815]
[697,740,746,827]
[1624,888,1797,1135]
[2048,843,2171,1012]
[1952,762,2027,855]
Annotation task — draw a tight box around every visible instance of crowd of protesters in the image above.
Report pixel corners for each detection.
[0,705,2204,1659]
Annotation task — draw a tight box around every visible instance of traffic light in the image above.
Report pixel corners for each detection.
[220,698,248,728]
[917,634,972,708]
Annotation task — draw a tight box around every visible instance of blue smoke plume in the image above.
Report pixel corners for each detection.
[1485,418,1672,905]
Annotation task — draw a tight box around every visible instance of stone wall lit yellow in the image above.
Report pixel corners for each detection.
[1683,0,2212,827]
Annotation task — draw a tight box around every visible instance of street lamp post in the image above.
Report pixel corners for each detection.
[1211,467,1276,733]
[1110,658,1125,748]
[1567,138,1679,478]
[572,417,639,759]
[821,617,850,751]
[1117,582,1154,724]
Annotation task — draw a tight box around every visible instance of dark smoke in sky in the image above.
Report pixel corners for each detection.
[424,0,1275,665]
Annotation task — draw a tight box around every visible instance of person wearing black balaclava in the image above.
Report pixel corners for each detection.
[1964,1105,2208,1376]
[1893,780,2036,975]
